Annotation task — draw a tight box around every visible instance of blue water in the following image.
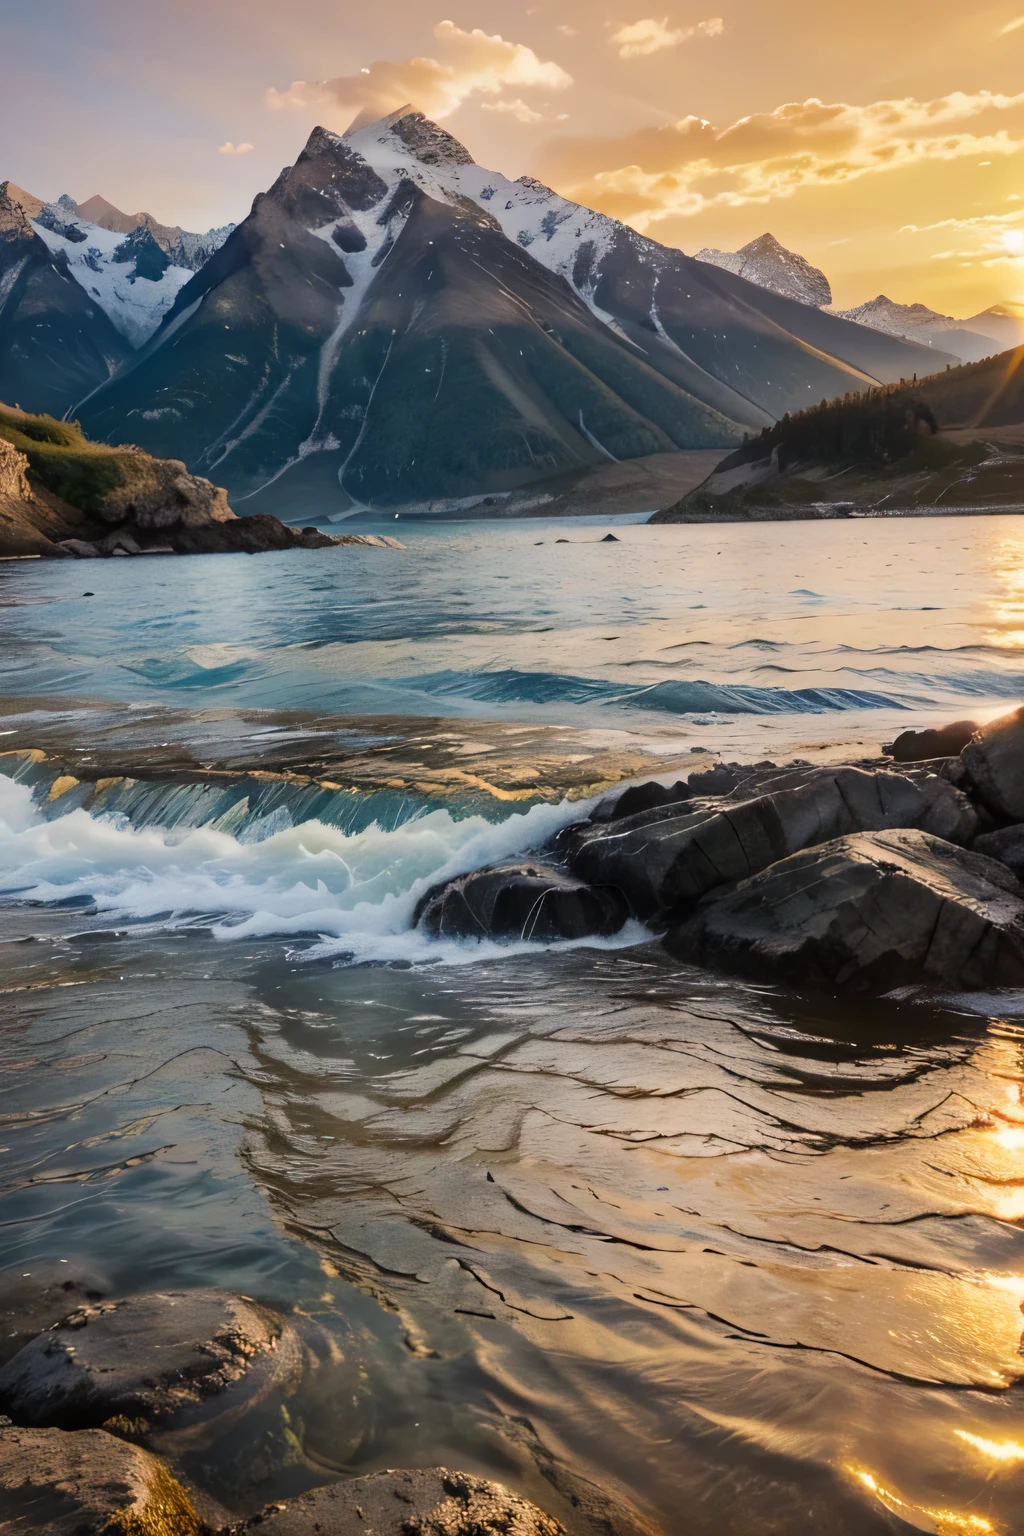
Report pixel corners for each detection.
[4,513,1024,759]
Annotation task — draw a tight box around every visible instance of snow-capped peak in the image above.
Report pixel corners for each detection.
[696,233,832,308]
[29,198,235,348]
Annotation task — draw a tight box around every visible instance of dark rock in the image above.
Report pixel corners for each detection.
[568,767,930,920]
[54,538,100,558]
[685,762,744,796]
[0,1422,202,1535]
[228,1467,564,1535]
[600,533,619,542]
[668,828,1024,992]
[416,863,628,942]
[0,1261,108,1368]
[0,1289,300,1446]
[886,720,978,762]
[973,823,1024,875]
[591,779,692,823]
[962,707,1024,822]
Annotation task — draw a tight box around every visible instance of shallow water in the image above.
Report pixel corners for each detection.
[3,514,1024,1532]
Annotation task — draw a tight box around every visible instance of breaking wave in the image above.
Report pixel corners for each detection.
[0,774,643,965]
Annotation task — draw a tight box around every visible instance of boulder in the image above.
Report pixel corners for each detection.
[228,1467,564,1535]
[416,863,628,942]
[567,767,934,920]
[591,779,692,824]
[0,1262,108,1368]
[668,828,1024,992]
[54,539,100,558]
[962,707,1024,822]
[0,1423,202,1535]
[973,822,1024,876]
[0,1289,300,1446]
[886,720,978,762]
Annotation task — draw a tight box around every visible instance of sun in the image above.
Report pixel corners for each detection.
[999,228,1024,258]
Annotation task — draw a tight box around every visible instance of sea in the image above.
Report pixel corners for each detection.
[2,511,1024,1534]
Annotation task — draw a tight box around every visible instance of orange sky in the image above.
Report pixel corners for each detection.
[6,0,1024,315]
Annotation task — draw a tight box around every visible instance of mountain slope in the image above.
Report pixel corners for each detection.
[832,295,1000,365]
[0,182,131,416]
[695,233,832,308]
[653,345,1024,522]
[77,110,955,512]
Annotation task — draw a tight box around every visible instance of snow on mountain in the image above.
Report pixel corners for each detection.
[694,233,832,308]
[831,294,1004,365]
[29,195,234,348]
[78,109,958,511]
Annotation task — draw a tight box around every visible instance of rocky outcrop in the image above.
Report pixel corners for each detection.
[229,1467,564,1535]
[563,766,972,920]
[0,1423,202,1535]
[0,1290,299,1445]
[887,720,979,762]
[0,403,402,559]
[666,828,1024,992]
[962,707,1024,822]
[410,706,1024,993]
[416,863,628,942]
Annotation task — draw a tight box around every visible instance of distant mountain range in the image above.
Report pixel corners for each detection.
[0,181,234,412]
[20,107,947,516]
[697,233,1024,367]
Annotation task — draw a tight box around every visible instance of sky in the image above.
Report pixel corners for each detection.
[4,0,1024,315]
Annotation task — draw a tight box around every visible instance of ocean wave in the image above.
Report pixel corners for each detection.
[407,670,912,715]
[0,773,632,965]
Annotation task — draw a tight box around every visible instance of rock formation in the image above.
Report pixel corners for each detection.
[412,708,1024,996]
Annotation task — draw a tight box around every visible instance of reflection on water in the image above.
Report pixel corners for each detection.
[4,908,1024,1533]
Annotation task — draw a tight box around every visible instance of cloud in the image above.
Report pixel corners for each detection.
[218,140,253,155]
[266,19,572,128]
[536,88,1024,230]
[610,16,723,58]
[998,14,1024,33]
[555,24,579,37]
[481,98,544,123]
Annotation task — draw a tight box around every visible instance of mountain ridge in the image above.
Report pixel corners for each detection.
[74,110,956,515]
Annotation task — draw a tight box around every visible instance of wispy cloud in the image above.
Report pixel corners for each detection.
[267,19,572,128]
[218,141,253,155]
[610,16,723,57]
[537,88,1024,229]
[998,14,1024,33]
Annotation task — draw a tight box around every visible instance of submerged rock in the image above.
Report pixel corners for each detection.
[229,1467,565,1534]
[567,766,953,920]
[668,828,1024,992]
[962,707,1024,822]
[0,1261,108,1368]
[416,863,628,942]
[886,720,978,762]
[0,1423,202,1535]
[0,1289,299,1445]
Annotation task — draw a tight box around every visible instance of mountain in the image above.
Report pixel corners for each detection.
[0,180,236,412]
[653,345,1024,522]
[73,110,954,515]
[0,181,131,416]
[695,233,832,308]
[71,194,235,271]
[959,304,1024,352]
[832,295,1001,366]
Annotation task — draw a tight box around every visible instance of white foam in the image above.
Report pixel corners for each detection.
[0,775,641,965]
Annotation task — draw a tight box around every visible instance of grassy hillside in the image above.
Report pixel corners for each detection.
[652,347,1024,522]
[0,405,179,517]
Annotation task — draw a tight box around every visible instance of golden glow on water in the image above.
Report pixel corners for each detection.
[954,1430,1024,1464]
[983,534,1024,649]
[853,1468,996,1532]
